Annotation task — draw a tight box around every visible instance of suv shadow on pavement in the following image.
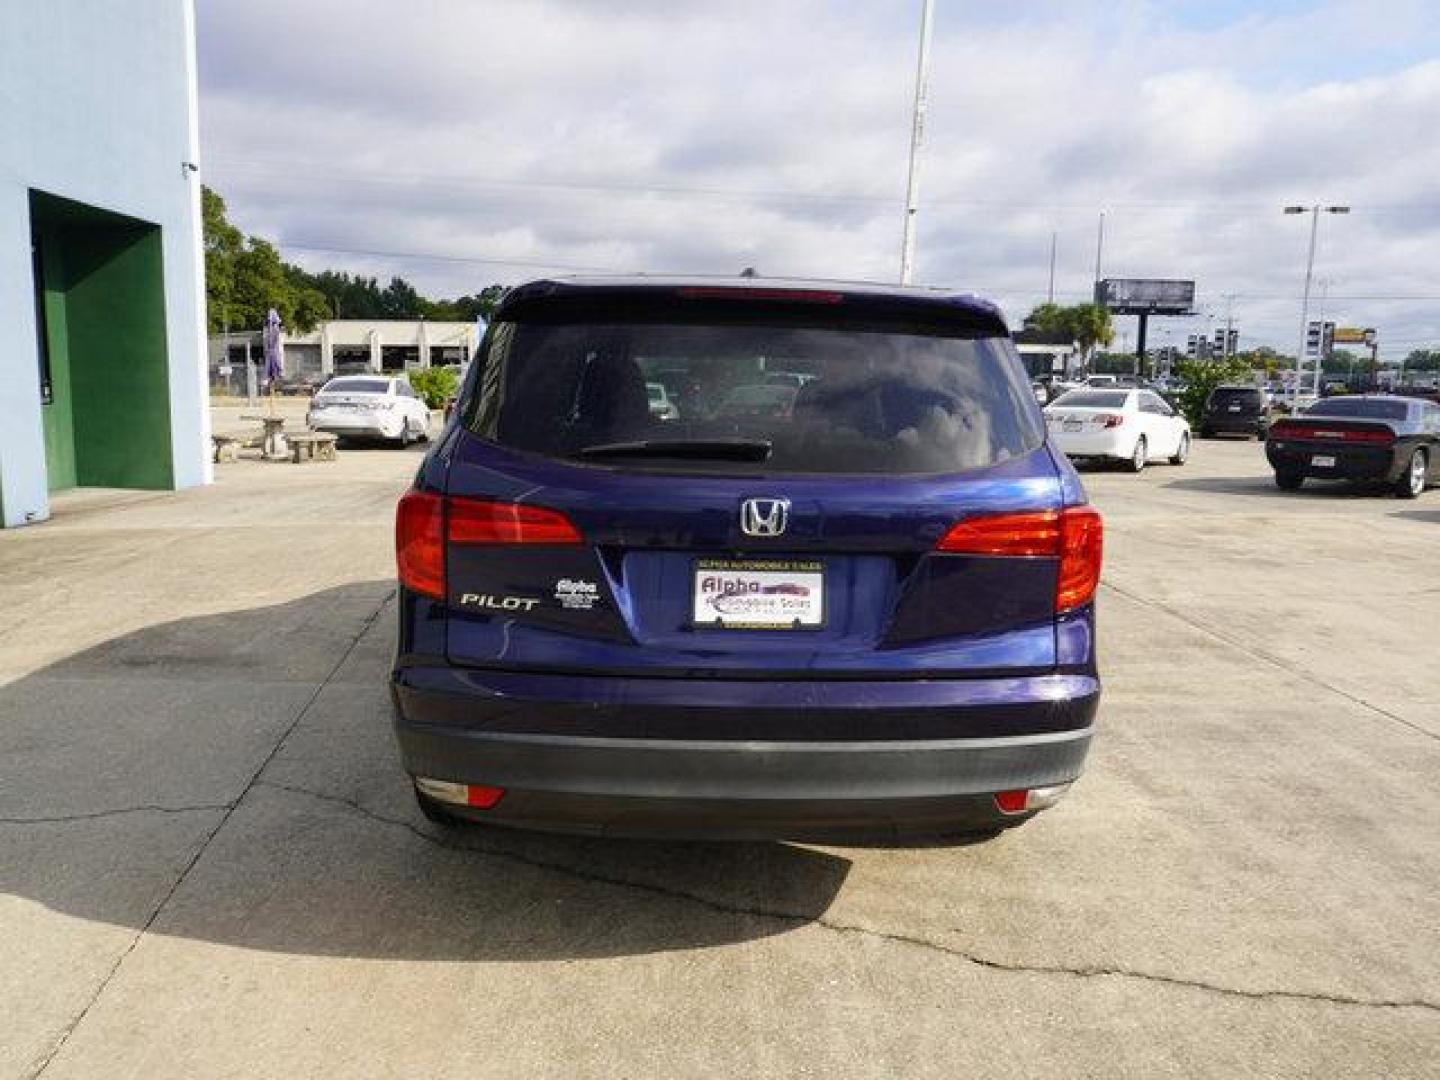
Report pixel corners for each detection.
[0,585,853,964]
[1163,476,1404,499]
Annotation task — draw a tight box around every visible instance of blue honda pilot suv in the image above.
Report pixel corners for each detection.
[391,276,1102,840]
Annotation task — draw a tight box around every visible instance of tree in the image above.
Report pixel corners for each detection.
[1404,349,1440,372]
[1023,302,1115,362]
[201,184,510,334]
[201,187,243,333]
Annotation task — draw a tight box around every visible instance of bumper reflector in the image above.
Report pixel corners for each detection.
[415,777,507,810]
[994,783,1072,816]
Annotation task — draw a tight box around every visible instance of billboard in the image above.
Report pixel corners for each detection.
[1332,326,1373,345]
[1094,278,1196,315]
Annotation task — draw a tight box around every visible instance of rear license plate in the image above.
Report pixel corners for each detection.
[1311,454,1337,467]
[693,559,824,629]
[1227,404,1241,412]
[1063,419,1083,431]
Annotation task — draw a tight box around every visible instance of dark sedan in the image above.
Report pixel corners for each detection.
[1266,395,1440,498]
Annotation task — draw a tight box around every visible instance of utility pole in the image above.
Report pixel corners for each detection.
[1093,211,1105,294]
[1047,230,1056,304]
[898,0,935,285]
[1313,278,1330,397]
[1283,204,1349,409]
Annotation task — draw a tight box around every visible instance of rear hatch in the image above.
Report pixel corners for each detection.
[1206,387,1265,419]
[438,284,1088,679]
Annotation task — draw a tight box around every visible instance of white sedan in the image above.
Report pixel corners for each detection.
[1044,387,1190,472]
[307,375,432,445]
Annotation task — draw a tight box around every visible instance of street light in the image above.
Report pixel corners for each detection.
[1283,204,1350,406]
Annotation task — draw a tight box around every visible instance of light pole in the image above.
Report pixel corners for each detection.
[1283,204,1349,409]
[899,0,935,284]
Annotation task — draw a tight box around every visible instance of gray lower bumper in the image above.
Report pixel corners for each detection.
[395,723,1094,839]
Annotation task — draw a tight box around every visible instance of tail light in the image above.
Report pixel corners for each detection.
[396,492,582,599]
[448,499,583,546]
[396,491,446,599]
[995,783,1072,815]
[1272,421,1394,445]
[936,506,1104,613]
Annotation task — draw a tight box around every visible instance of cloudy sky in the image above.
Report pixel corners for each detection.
[197,0,1440,357]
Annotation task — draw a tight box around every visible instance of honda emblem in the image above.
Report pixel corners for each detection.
[740,498,790,537]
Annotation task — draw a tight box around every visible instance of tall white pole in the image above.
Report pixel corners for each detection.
[1047,230,1057,304]
[899,0,935,285]
[1293,206,1320,410]
[1093,211,1105,290]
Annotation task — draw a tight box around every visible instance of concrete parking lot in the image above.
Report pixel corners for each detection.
[2,433,1436,1078]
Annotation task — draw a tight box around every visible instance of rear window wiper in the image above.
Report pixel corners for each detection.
[577,438,773,462]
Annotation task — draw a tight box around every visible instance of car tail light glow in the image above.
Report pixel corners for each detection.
[995,783,1072,815]
[396,492,583,599]
[1271,421,1393,444]
[447,498,583,546]
[414,777,507,809]
[396,490,446,599]
[936,506,1103,613]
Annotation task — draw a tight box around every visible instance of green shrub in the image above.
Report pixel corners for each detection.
[1173,357,1259,427]
[409,367,459,410]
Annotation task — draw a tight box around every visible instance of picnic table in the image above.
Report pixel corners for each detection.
[287,432,338,463]
[240,414,289,460]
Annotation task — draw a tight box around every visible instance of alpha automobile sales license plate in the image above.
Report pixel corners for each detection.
[692,559,824,629]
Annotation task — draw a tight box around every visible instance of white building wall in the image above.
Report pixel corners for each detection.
[0,0,208,526]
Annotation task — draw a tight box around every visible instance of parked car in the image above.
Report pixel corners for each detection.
[646,381,680,421]
[307,375,432,445]
[1044,387,1191,472]
[391,276,1102,840]
[1200,384,1270,440]
[273,375,322,397]
[1265,395,1440,498]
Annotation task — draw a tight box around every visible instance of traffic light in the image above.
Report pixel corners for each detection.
[1322,322,1335,355]
[1305,321,1323,357]
[1213,328,1226,356]
[1186,334,1198,358]
[1227,329,1239,355]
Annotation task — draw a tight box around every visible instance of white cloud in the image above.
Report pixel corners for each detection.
[197,0,1440,357]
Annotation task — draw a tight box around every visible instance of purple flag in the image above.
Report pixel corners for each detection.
[263,308,283,384]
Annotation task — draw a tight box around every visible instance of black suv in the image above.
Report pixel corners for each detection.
[1200,385,1269,439]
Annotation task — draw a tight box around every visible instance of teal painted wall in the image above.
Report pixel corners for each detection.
[30,192,173,492]
[38,234,77,490]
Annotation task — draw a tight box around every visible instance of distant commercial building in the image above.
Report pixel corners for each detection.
[1014,330,1081,380]
[209,319,478,394]
[0,1,209,527]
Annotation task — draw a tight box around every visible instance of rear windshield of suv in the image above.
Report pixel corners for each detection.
[1306,397,1409,420]
[1208,387,1263,408]
[467,313,1043,474]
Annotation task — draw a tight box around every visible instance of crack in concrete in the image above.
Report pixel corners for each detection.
[256,779,1440,1017]
[25,589,395,1080]
[1101,579,1440,745]
[0,804,231,826]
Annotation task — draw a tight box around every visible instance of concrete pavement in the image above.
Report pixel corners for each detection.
[1,434,1436,1078]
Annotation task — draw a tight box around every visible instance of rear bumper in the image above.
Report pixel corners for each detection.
[1203,414,1265,435]
[308,413,400,437]
[1266,443,1399,482]
[391,666,1098,839]
[1049,430,1129,459]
